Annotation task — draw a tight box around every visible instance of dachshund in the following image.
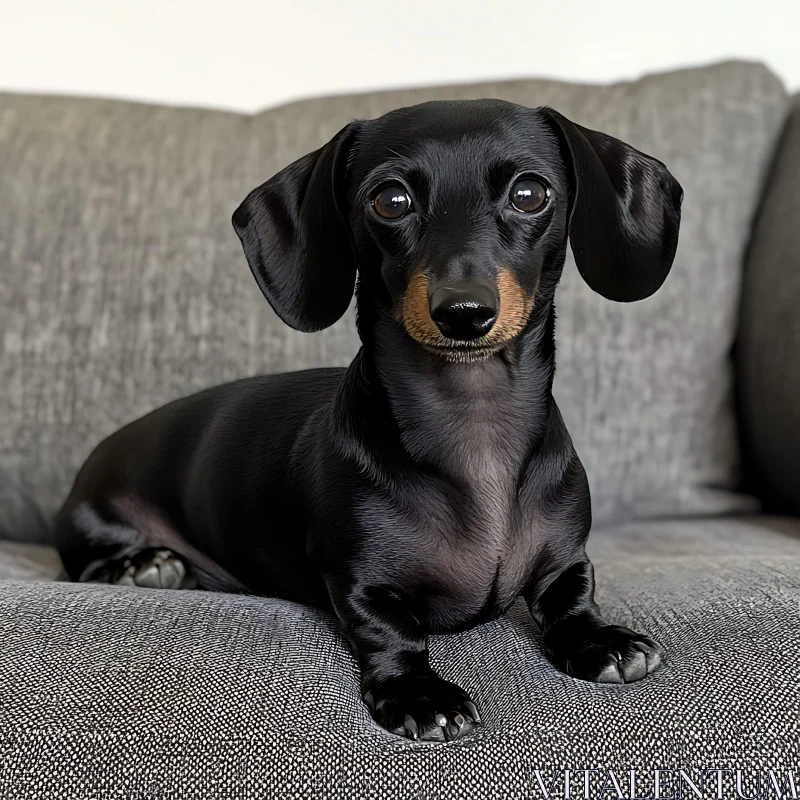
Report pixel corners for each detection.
[55,99,682,742]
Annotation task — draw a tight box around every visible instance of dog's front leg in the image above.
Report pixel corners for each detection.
[330,584,480,741]
[524,560,665,683]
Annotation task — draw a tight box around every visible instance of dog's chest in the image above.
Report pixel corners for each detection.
[371,362,548,632]
[419,473,545,630]
[374,436,544,634]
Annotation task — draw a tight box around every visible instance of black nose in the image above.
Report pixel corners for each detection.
[429,279,499,341]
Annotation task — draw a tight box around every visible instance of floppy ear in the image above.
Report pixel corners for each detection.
[542,108,683,302]
[232,123,359,332]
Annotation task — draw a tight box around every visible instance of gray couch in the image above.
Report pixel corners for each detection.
[1,61,799,798]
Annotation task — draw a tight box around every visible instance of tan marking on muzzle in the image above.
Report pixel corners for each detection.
[400,272,442,343]
[490,269,535,343]
[399,268,534,352]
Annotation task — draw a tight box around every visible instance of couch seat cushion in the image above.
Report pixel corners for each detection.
[1,516,798,797]
[0,541,62,581]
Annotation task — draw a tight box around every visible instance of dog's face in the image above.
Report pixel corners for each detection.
[344,102,569,361]
[233,100,682,361]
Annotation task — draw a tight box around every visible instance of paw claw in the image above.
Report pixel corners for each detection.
[446,713,471,741]
[464,700,481,723]
[403,715,419,739]
[623,650,648,682]
[548,621,665,685]
[597,655,624,684]
[159,558,185,588]
[369,674,479,742]
[422,725,446,742]
[134,564,161,588]
[115,570,135,587]
[643,645,663,672]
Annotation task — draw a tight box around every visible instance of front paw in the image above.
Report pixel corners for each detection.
[545,620,664,684]
[364,673,481,741]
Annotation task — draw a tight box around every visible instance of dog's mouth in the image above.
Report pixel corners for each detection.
[420,341,503,363]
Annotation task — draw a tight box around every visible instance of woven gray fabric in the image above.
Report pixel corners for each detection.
[2,523,800,798]
[588,514,800,560]
[739,93,800,514]
[0,61,787,541]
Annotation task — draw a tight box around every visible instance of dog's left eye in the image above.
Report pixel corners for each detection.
[372,185,412,220]
[509,179,549,213]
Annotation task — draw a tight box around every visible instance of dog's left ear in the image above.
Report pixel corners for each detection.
[542,108,683,302]
[232,123,359,332]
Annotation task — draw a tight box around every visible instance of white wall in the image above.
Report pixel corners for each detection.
[2,0,798,113]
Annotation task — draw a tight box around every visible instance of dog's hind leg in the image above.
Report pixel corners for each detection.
[55,501,195,589]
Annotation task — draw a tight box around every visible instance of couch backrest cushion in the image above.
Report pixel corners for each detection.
[738,93,800,514]
[0,61,787,541]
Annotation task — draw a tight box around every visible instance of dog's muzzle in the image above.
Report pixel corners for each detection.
[428,277,499,341]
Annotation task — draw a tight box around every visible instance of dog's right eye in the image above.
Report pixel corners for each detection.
[372,185,412,220]
[509,178,549,213]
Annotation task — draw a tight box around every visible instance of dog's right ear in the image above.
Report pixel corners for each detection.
[232,123,360,332]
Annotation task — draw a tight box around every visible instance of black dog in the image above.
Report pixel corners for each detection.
[55,99,682,742]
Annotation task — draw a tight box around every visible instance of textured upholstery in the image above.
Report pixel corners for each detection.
[0,61,788,543]
[739,93,800,514]
[1,516,799,798]
[0,467,50,544]
[588,514,800,559]
[0,540,62,581]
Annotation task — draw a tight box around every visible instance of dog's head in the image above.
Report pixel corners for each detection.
[233,100,682,361]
